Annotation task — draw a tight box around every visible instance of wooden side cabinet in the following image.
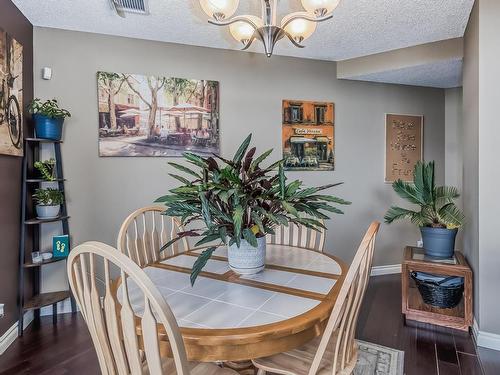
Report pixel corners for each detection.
[402,246,473,331]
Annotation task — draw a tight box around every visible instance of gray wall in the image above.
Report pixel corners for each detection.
[462,0,500,337]
[477,0,500,336]
[463,0,480,325]
[445,88,463,191]
[444,87,463,249]
[463,0,480,327]
[33,27,445,292]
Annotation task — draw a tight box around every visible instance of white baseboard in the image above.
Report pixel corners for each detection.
[370,264,402,276]
[473,318,500,351]
[1,299,76,355]
[0,311,34,355]
[472,318,479,344]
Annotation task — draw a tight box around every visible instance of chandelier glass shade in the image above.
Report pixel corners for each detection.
[199,0,240,21]
[198,0,339,57]
[301,0,340,15]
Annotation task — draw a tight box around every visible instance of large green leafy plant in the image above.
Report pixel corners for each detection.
[156,134,351,284]
[384,161,464,228]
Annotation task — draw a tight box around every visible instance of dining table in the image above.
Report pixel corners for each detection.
[118,243,347,370]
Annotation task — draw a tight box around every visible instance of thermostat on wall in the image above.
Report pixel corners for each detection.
[42,67,52,80]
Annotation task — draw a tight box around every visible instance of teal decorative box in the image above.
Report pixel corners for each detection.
[53,234,70,258]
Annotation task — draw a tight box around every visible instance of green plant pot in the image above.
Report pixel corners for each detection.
[420,227,458,258]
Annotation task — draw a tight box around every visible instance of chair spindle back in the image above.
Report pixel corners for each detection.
[309,221,380,375]
[266,221,326,252]
[68,241,191,375]
[117,205,188,267]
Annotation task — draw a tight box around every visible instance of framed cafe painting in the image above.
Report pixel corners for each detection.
[282,100,335,171]
[385,114,423,183]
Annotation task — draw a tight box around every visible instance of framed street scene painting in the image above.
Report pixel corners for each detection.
[97,71,219,157]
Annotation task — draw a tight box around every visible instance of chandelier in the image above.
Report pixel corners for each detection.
[199,0,340,57]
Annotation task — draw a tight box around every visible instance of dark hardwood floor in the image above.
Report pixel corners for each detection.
[357,275,495,375]
[0,274,497,374]
[0,313,99,375]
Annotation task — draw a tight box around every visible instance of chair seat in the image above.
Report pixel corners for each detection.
[252,335,357,375]
[158,358,239,374]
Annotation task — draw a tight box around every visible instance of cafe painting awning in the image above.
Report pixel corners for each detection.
[167,103,210,113]
[290,137,317,144]
[118,108,147,118]
[315,137,330,143]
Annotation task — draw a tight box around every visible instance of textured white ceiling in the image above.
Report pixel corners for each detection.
[346,59,463,89]
[13,0,474,61]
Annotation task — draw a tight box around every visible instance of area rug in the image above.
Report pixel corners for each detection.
[354,340,404,375]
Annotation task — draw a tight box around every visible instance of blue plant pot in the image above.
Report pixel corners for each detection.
[34,114,64,140]
[420,227,458,258]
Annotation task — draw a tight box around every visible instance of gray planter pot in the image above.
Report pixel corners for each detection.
[36,204,60,219]
[227,237,266,275]
[420,227,458,258]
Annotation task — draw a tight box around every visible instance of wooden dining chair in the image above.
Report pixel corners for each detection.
[117,205,189,267]
[266,220,326,252]
[253,221,380,375]
[67,241,237,375]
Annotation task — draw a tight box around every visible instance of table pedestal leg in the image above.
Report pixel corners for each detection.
[223,360,256,375]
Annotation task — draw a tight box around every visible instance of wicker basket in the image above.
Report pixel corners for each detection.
[411,272,464,309]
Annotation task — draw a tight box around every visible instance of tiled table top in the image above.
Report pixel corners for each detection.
[120,245,344,330]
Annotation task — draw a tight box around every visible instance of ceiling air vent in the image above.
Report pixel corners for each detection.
[110,0,149,16]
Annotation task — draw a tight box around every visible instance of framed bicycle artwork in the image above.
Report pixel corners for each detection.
[0,27,23,157]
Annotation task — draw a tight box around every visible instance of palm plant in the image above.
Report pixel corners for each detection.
[384,161,464,228]
[156,134,351,284]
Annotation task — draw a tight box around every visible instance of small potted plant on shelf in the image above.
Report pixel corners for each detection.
[28,99,71,141]
[384,161,464,258]
[156,134,351,284]
[33,188,64,219]
[34,158,57,181]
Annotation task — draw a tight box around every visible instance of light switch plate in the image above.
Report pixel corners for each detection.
[42,67,52,80]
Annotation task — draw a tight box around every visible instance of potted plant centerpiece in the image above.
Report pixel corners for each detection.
[156,134,351,284]
[28,99,71,140]
[33,188,64,219]
[384,161,464,258]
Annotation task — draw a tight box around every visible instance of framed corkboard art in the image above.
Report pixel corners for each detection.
[385,114,423,183]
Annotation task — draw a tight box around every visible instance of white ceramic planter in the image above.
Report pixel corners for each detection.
[36,204,60,219]
[227,236,266,275]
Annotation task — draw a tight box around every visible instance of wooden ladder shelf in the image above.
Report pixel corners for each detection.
[17,138,75,336]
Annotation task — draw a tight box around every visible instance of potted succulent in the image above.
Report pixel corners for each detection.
[384,161,464,258]
[34,158,57,181]
[156,134,351,284]
[33,188,64,219]
[28,99,71,140]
